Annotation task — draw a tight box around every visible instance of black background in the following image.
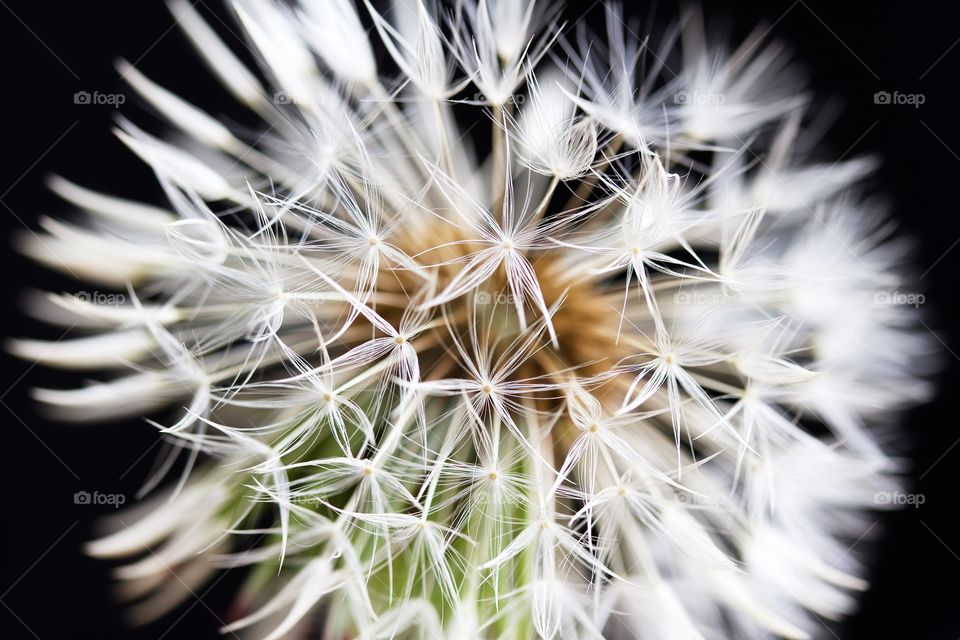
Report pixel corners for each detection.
[1,1,958,638]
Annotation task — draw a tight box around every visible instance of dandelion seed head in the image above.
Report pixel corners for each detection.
[14,1,937,638]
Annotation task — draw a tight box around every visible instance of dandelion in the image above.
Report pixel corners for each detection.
[13,1,936,638]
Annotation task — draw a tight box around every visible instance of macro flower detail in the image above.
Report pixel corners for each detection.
[12,1,936,639]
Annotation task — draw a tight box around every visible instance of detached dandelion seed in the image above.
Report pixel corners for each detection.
[13,1,936,638]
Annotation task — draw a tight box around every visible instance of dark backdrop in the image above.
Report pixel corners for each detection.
[1,1,957,638]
